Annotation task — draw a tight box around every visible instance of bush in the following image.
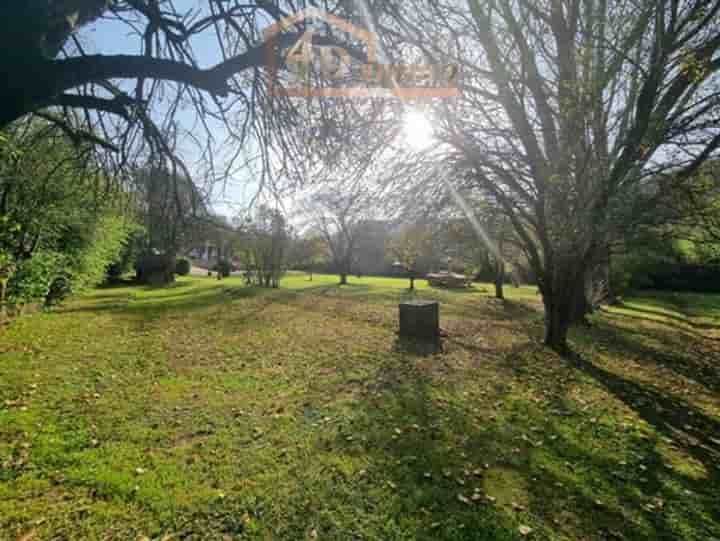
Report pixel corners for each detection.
[648,264,720,292]
[106,227,147,283]
[136,254,176,285]
[215,259,233,278]
[68,215,134,292]
[175,257,192,276]
[6,252,66,305]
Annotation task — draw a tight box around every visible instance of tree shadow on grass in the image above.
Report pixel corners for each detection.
[58,283,268,322]
[326,358,522,540]
[580,317,720,395]
[330,342,720,540]
[392,335,444,357]
[611,304,720,331]
[567,351,720,474]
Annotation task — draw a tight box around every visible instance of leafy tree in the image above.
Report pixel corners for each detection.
[1,120,135,304]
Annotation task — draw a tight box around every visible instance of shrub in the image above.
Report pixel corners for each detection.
[216,259,233,278]
[68,215,135,292]
[175,257,192,276]
[136,254,176,285]
[6,251,66,305]
[106,227,147,283]
[648,264,720,292]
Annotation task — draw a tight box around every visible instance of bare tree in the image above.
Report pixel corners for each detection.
[301,188,372,285]
[290,235,330,281]
[238,206,289,288]
[0,0,381,203]
[375,0,720,352]
[387,224,434,290]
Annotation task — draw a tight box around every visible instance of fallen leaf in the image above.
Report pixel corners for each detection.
[16,530,37,541]
[519,525,533,536]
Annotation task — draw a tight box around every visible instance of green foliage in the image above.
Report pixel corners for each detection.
[107,227,147,283]
[387,225,434,275]
[4,216,133,305]
[175,257,192,276]
[1,121,139,305]
[67,215,135,292]
[6,251,65,305]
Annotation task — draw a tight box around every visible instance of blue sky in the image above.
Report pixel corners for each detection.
[79,2,263,219]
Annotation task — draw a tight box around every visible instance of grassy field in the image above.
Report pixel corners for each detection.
[1,273,719,540]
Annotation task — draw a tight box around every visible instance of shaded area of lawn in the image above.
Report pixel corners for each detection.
[1,274,718,540]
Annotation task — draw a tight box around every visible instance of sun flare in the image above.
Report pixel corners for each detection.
[403,110,435,151]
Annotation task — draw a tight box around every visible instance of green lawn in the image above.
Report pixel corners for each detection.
[1,274,719,540]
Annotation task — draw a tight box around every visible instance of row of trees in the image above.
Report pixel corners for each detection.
[296,185,522,292]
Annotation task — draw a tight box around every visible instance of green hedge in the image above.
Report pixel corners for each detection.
[3,216,134,307]
[6,252,64,305]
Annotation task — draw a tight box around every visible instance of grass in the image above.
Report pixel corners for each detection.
[1,273,719,540]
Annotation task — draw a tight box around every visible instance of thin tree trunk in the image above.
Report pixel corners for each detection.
[410,275,415,290]
[340,273,348,285]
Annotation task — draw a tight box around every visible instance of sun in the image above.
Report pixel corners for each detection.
[403,110,435,151]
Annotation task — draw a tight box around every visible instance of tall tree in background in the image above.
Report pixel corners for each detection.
[238,206,290,288]
[302,189,372,285]
[387,224,434,290]
[291,235,330,281]
[379,0,720,352]
[134,165,206,257]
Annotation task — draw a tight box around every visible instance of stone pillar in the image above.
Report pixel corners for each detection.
[399,301,440,340]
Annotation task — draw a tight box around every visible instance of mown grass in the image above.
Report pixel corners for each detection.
[1,274,719,540]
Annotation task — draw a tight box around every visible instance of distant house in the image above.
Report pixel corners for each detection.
[187,241,235,268]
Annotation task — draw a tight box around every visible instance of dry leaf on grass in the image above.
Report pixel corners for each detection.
[16,530,37,541]
[519,525,533,536]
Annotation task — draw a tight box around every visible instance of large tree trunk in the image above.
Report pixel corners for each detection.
[543,289,574,353]
[541,260,587,353]
[494,259,505,300]
[571,271,590,324]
